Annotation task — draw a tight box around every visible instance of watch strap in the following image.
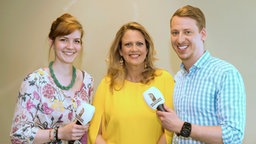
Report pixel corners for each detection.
[177,122,191,137]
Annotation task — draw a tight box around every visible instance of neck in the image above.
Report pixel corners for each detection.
[49,61,76,90]
[183,50,205,72]
[53,62,73,76]
[126,66,144,82]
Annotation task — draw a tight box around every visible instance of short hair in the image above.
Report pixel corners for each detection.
[170,5,206,31]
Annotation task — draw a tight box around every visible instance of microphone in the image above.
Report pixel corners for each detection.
[143,86,166,112]
[75,103,95,126]
[69,103,95,144]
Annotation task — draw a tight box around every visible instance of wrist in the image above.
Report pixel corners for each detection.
[177,122,192,137]
[57,126,62,140]
[49,129,53,142]
[52,127,61,142]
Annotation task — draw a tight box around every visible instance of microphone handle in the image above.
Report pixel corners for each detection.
[76,120,82,125]
[157,104,167,112]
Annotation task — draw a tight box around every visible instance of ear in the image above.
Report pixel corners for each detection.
[200,28,207,41]
[48,38,54,47]
[119,48,123,56]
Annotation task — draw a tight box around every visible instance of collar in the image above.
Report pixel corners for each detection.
[180,51,211,74]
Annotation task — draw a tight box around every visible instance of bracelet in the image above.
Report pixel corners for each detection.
[49,129,53,141]
[53,127,57,141]
[53,126,61,142]
[56,127,60,141]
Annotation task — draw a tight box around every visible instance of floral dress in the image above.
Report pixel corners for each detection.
[10,68,94,144]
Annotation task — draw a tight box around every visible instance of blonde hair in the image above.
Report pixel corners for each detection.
[107,22,157,91]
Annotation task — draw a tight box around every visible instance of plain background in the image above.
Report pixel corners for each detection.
[0,0,255,143]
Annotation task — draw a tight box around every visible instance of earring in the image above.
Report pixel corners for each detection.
[120,57,124,66]
[144,63,148,69]
[144,58,148,69]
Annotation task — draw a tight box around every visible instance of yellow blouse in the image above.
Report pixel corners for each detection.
[88,69,174,144]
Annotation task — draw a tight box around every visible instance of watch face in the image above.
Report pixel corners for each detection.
[180,122,191,137]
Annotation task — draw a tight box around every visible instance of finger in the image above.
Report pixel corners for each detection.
[156,110,165,118]
[75,125,87,130]
[163,104,173,112]
[72,133,83,140]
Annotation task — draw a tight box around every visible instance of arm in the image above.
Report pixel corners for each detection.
[95,123,106,144]
[217,69,246,143]
[10,71,89,143]
[33,122,88,143]
[157,105,223,144]
[190,125,222,144]
[95,135,106,144]
[189,67,246,143]
[157,69,246,143]
[160,70,175,143]
[88,78,107,144]
[10,73,41,143]
[157,133,166,144]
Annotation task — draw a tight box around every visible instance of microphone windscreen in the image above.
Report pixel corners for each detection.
[143,86,165,110]
[76,103,95,125]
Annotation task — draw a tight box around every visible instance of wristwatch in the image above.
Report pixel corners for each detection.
[177,122,191,137]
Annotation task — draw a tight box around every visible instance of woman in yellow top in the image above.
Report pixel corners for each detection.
[88,22,174,144]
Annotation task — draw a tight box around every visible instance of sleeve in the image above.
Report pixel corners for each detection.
[159,70,175,143]
[10,73,41,144]
[88,78,107,144]
[219,69,246,144]
[83,71,94,104]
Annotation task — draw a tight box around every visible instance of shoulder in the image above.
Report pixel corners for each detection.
[19,68,50,92]
[155,69,174,79]
[153,69,175,86]
[23,68,48,82]
[97,75,111,87]
[81,69,94,83]
[207,57,240,74]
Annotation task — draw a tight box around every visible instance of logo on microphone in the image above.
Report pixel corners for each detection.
[148,93,163,107]
[75,103,95,125]
[149,93,156,101]
[143,86,165,110]
[76,108,84,124]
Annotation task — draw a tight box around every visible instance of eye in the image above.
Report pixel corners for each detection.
[59,38,68,42]
[171,31,179,36]
[124,42,132,48]
[185,31,192,35]
[136,42,144,47]
[74,39,81,44]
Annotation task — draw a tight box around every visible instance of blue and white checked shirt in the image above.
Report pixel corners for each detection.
[173,51,246,144]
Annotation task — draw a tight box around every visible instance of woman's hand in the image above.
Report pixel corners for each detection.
[58,121,89,140]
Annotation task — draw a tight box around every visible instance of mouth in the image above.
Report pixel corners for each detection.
[63,51,76,55]
[178,45,188,50]
[129,54,140,58]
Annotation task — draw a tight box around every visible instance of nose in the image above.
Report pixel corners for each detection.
[130,43,138,51]
[131,45,136,51]
[67,40,74,49]
[177,33,185,43]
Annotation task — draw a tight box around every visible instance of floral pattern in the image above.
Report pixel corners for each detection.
[10,68,93,143]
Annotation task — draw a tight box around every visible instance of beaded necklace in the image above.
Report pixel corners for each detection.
[49,61,76,90]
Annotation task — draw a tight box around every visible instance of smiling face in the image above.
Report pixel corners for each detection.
[171,16,206,66]
[119,29,148,68]
[52,30,82,64]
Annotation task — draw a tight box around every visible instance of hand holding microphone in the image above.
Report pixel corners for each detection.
[69,103,95,144]
[143,86,167,112]
[75,103,95,126]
